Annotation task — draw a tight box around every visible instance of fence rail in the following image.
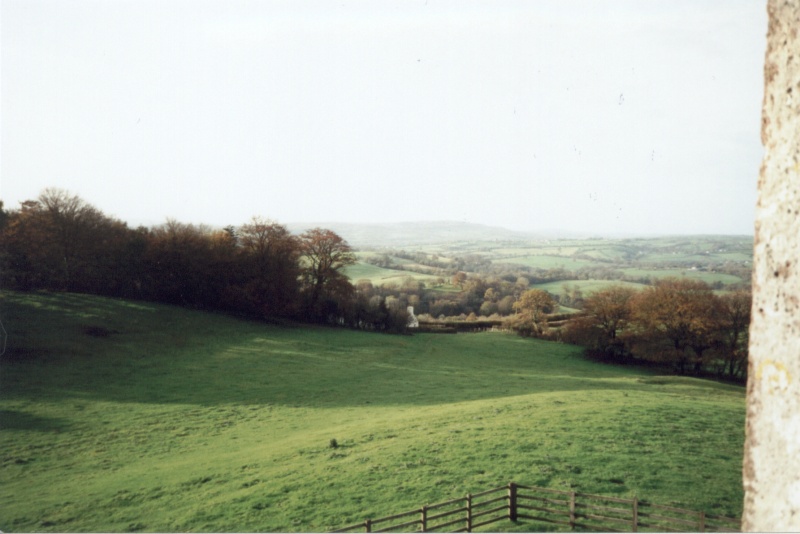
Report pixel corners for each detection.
[331,482,740,533]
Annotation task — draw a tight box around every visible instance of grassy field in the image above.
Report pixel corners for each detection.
[345,236,751,292]
[0,291,745,532]
[618,267,743,285]
[484,237,751,265]
[492,255,602,271]
[344,262,439,286]
[532,279,648,295]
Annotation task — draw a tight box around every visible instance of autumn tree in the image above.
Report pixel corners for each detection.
[585,286,635,342]
[400,276,424,295]
[1,200,49,289]
[630,278,722,374]
[299,228,357,321]
[497,295,516,315]
[237,217,301,317]
[462,275,488,311]
[452,271,468,289]
[35,188,108,290]
[140,220,228,307]
[342,279,377,329]
[564,285,636,360]
[514,277,530,297]
[479,300,498,316]
[560,283,584,308]
[1,189,132,293]
[0,201,8,230]
[509,288,556,336]
[718,289,751,379]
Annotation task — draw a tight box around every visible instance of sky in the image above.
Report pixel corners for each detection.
[2,0,767,236]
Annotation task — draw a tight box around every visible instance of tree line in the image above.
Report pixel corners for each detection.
[355,271,532,321]
[0,188,406,331]
[559,280,750,380]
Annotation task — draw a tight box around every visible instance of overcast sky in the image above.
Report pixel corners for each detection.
[2,0,766,236]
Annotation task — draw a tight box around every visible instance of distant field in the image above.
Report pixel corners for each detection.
[619,268,743,285]
[491,246,582,257]
[574,246,633,262]
[493,255,602,271]
[636,252,752,264]
[493,256,744,286]
[344,262,438,286]
[1,291,745,532]
[438,235,751,271]
[532,279,648,295]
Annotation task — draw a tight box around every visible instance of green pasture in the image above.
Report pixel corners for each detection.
[532,279,648,296]
[344,262,438,286]
[636,252,752,264]
[571,247,631,262]
[468,236,751,269]
[495,244,633,263]
[479,240,628,260]
[1,291,745,532]
[490,246,582,258]
[619,268,742,285]
[493,255,602,271]
[428,285,462,293]
[715,252,753,262]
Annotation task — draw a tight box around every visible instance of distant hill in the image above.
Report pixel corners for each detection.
[285,221,553,247]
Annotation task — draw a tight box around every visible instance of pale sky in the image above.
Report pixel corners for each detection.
[2,0,766,236]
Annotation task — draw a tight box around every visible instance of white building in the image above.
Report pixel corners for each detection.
[407,306,419,328]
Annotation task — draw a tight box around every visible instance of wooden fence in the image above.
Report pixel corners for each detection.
[333,484,510,533]
[332,482,740,533]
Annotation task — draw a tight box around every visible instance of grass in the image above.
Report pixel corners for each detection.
[446,236,751,279]
[636,252,751,263]
[532,279,648,295]
[344,262,439,286]
[493,255,602,271]
[491,246,582,257]
[619,267,742,285]
[0,291,745,532]
[493,254,744,286]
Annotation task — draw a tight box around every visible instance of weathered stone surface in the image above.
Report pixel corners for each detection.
[742,0,800,531]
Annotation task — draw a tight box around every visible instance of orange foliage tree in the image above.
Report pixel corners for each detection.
[718,289,751,379]
[564,285,636,360]
[630,278,723,374]
[509,288,556,336]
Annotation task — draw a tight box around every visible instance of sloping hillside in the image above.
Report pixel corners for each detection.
[0,291,745,532]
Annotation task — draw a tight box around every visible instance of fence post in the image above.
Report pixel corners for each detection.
[632,497,638,532]
[569,492,576,530]
[364,518,371,533]
[508,483,518,522]
[420,505,427,532]
[699,511,706,532]
[466,494,473,532]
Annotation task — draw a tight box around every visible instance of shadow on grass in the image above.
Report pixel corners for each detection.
[0,290,741,411]
[0,409,72,432]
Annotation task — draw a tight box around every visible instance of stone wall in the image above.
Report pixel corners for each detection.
[742,0,800,530]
